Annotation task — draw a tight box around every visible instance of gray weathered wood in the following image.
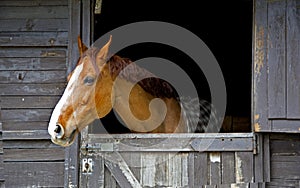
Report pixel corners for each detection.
[85,133,254,152]
[3,140,61,149]
[287,0,300,119]
[0,70,66,84]
[253,0,269,132]
[2,121,49,131]
[2,130,50,140]
[271,120,300,133]
[194,152,208,186]
[1,109,52,122]
[0,83,65,96]
[0,6,68,19]
[222,152,235,184]
[0,19,69,32]
[0,96,60,109]
[0,47,66,58]
[0,57,66,71]
[4,162,64,187]
[0,0,68,6]
[254,134,264,183]
[105,153,142,188]
[4,148,64,162]
[209,152,221,185]
[0,32,68,47]
[235,152,253,183]
[267,0,287,119]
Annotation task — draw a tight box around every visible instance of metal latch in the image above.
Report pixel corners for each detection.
[82,158,93,174]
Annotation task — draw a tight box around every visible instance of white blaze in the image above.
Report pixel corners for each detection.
[48,64,83,138]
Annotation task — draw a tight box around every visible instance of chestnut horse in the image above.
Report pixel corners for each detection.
[48,36,216,146]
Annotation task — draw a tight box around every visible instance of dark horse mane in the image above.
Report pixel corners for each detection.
[108,55,179,99]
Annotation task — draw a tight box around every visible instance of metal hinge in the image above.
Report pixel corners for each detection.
[82,158,93,174]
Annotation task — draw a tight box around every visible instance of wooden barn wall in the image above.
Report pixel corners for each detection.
[0,0,69,187]
[254,0,300,132]
[266,134,300,188]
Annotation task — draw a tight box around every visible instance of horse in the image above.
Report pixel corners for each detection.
[48,36,218,147]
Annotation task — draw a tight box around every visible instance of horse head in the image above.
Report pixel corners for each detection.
[48,36,113,146]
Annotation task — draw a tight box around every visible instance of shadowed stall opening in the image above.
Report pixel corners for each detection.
[91,0,253,133]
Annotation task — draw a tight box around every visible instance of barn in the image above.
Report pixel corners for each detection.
[0,0,299,187]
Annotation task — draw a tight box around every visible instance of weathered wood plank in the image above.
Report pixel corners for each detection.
[0,83,65,96]
[267,0,287,119]
[271,120,300,133]
[267,179,300,188]
[194,152,208,186]
[263,134,270,183]
[271,161,300,180]
[105,154,142,188]
[140,153,157,187]
[0,47,66,58]
[270,136,300,155]
[86,133,254,152]
[104,167,118,188]
[0,6,68,19]
[2,121,48,131]
[0,57,66,71]
[0,155,3,181]
[235,152,253,183]
[0,96,60,109]
[0,18,69,32]
[1,109,52,122]
[0,0,68,6]
[287,0,300,119]
[253,0,269,132]
[209,152,221,185]
[120,152,141,182]
[4,148,64,162]
[3,140,61,149]
[0,32,68,47]
[4,162,64,187]
[221,152,235,184]
[2,130,50,140]
[0,70,66,84]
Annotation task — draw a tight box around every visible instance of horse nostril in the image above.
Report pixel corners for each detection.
[54,124,64,139]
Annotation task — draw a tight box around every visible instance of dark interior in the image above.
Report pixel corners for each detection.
[90,0,253,133]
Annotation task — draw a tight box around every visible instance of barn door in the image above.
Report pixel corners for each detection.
[253,0,300,132]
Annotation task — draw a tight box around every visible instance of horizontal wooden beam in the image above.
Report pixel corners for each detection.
[83,133,254,152]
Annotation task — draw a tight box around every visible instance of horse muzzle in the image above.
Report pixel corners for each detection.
[50,124,77,147]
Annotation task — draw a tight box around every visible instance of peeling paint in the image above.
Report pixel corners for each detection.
[235,155,244,183]
[255,26,265,74]
[254,114,260,121]
[254,123,261,132]
[209,152,220,163]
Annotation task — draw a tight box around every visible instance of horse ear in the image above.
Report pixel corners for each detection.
[96,35,112,66]
[78,35,88,56]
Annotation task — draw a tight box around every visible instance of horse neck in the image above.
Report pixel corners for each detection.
[112,78,187,133]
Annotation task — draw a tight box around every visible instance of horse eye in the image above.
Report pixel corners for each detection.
[83,76,95,85]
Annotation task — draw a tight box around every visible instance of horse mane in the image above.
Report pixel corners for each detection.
[108,55,179,99]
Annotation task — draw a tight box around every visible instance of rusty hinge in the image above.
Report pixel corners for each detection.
[82,158,93,174]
